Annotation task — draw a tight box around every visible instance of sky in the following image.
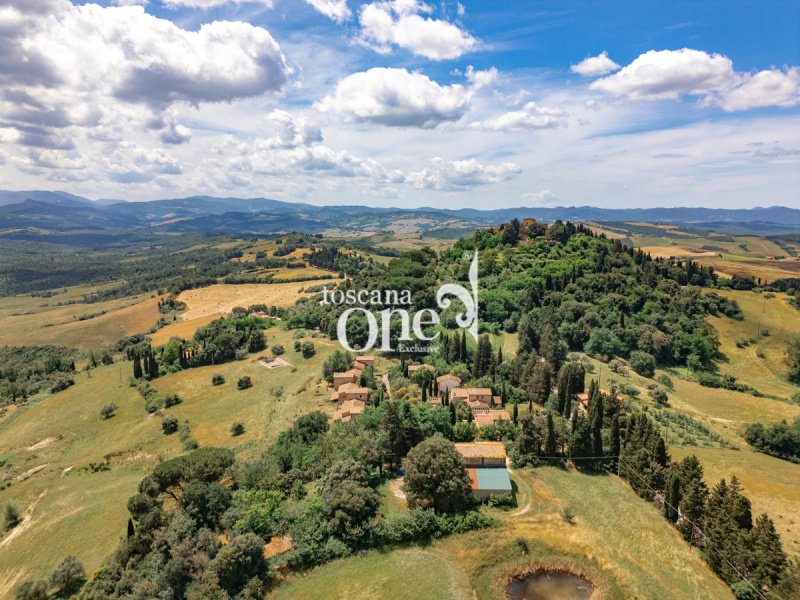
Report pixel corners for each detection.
[0,0,798,209]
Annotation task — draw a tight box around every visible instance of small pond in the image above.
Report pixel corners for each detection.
[507,572,593,600]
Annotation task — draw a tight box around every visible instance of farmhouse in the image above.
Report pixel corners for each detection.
[407,363,435,376]
[455,442,512,499]
[473,409,511,429]
[330,382,370,403]
[353,356,375,370]
[332,369,360,390]
[332,399,366,423]
[452,387,499,409]
[454,441,508,467]
[436,373,461,396]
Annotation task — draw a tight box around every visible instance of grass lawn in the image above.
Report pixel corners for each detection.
[707,289,800,400]
[0,327,339,597]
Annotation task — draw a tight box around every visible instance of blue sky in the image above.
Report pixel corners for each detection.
[1,0,798,208]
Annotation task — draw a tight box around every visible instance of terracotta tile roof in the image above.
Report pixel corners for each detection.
[333,399,366,422]
[436,374,461,383]
[408,364,435,373]
[454,441,507,459]
[452,387,493,397]
[473,409,511,428]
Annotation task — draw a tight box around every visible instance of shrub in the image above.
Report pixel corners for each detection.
[4,502,21,530]
[271,344,285,356]
[162,415,179,434]
[629,351,656,377]
[212,373,225,386]
[237,376,253,390]
[561,506,575,524]
[231,422,245,436]
[13,579,48,600]
[163,393,182,408]
[301,342,316,359]
[49,555,85,594]
[656,373,674,389]
[100,403,117,419]
[649,387,669,405]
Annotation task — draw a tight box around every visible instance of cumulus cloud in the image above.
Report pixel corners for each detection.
[407,157,521,190]
[304,0,351,22]
[465,65,498,89]
[471,102,568,131]
[315,67,470,127]
[570,51,620,77]
[358,0,476,60]
[520,190,559,205]
[0,0,289,154]
[590,48,800,111]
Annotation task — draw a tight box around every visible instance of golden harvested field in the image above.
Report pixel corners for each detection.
[641,246,717,259]
[176,281,332,321]
[0,289,163,350]
[696,256,800,283]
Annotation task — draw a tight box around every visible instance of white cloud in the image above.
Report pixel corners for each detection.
[465,65,498,90]
[358,0,476,60]
[718,67,800,111]
[590,48,800,111]
[407,157,521,190]
[303,0,351,22]
[520,190,558,205]
[162,0,274,8]
[471,101,568,131]
[316,67,470,127]
[0,1,289,152]
[570,51,620,77]
[159,121,192,145]
[590,49,733,100]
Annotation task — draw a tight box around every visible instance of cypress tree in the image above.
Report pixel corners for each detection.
[544,411,557,457]
[133,354,143,379]
[460,330,467,362]
[421,384,427,403]
[569,415,593,462]
[609,414,621,468]
[590,389,604,457]
[148,353,159,379]
[127,518,135,538]
[449,401,457,425]
[664,473,681,523]
[512,401,518,424]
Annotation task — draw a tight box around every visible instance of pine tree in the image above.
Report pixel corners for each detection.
[133,354,143,379]
[749,513,787,587]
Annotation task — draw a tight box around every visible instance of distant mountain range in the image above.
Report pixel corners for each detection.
[0,190,798,240]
